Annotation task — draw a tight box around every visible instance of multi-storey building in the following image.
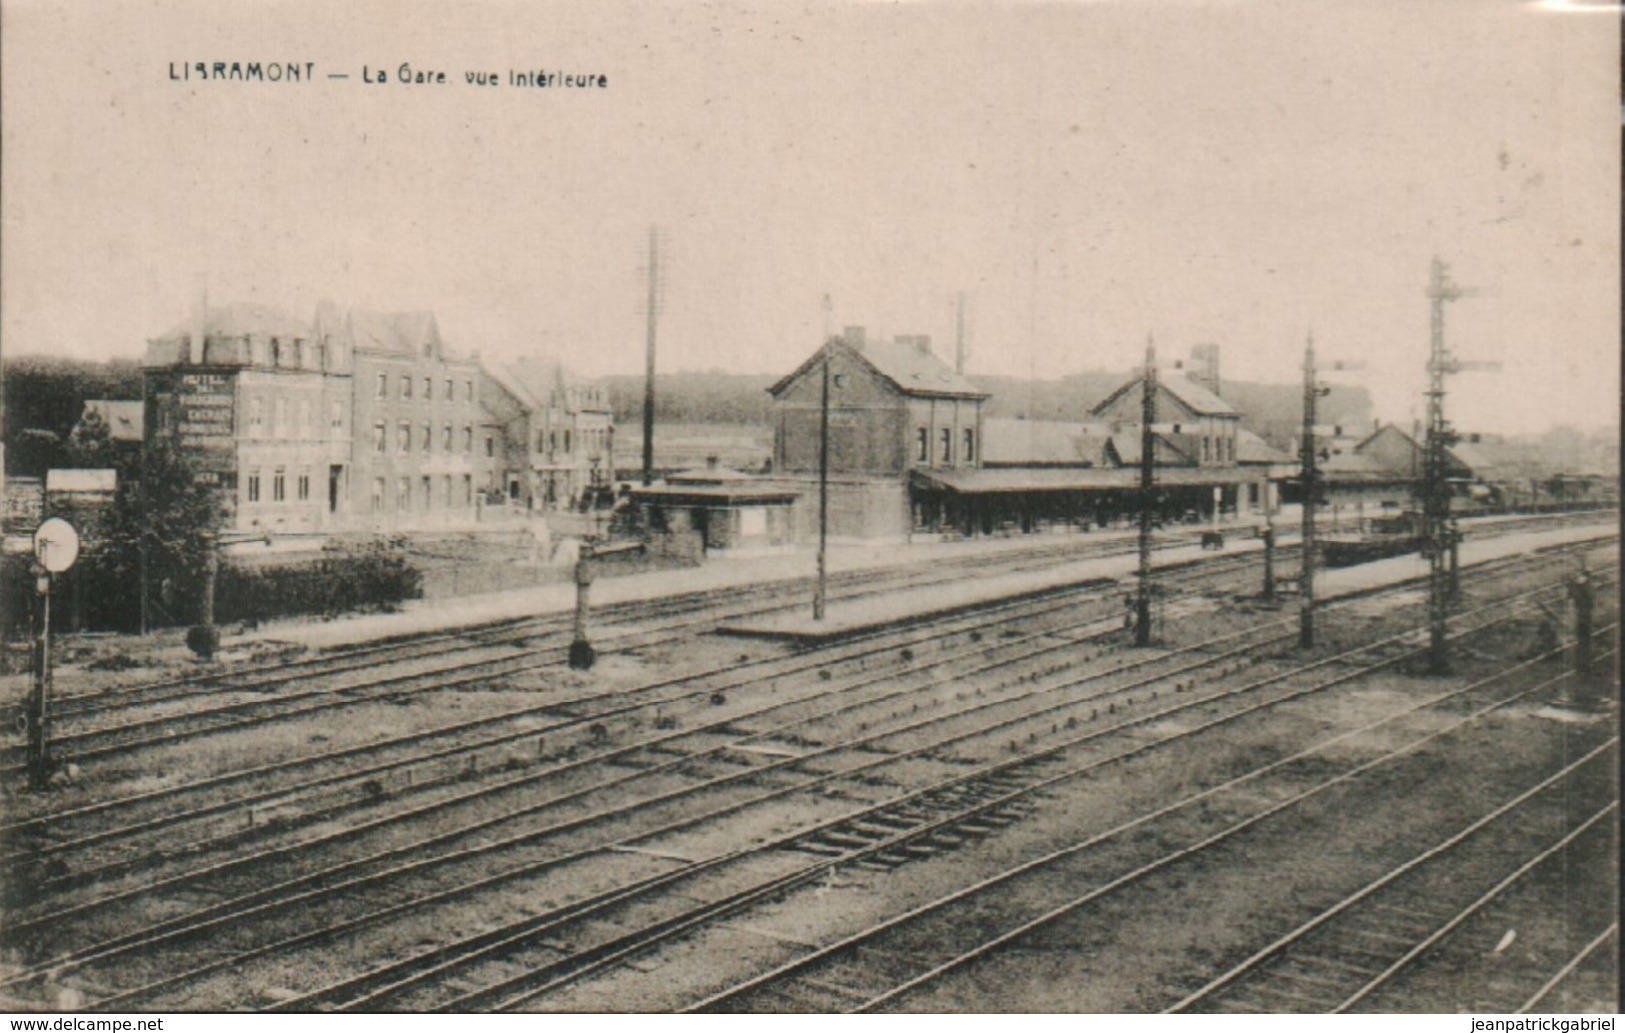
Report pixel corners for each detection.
[482,359,615,510]
[342,307,498,530]
[767,327,988,539]
[142,297,549,535]
[144,300,353,533]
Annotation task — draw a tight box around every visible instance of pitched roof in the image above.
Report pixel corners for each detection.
[482,362,545,411]
[1110,430,1194,467]
[1091,372,1240,419]
[982,418,1115,467]
[81,400,144,443]
[347,309,441,356]
[1235,427,1291,464]
[770,338,988,399]
[155,302,311,343]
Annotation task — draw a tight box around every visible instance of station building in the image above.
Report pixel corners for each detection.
[765,327,988,540]
[758,335,1283,541]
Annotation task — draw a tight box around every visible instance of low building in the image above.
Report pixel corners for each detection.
[632,460,798,558]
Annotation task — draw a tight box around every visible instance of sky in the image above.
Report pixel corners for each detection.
[2,0,1618,435]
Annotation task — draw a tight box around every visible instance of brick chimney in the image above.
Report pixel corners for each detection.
[1188,343,1221,397]
[189,283,208,365]
[903,334,933,357]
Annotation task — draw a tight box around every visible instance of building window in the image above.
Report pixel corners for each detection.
[940,427,952,463]
[564,430,572,454]
[274,398,288,438]
[550,431,558,454]
[442,474,452,508]
[421,423,432,451]
[376,373,387,398]
[373,421,386,453]
[421,475,432,511]
[463,474,473,506]
[398,421,411,453]
[250,397,264,432]
[397,477,411,512]
[401,374,412,400]
[466,380,475,403]
[445,378,453,400]
[371,477,384,512]
[964,429,975,463]
[464,426,473,452]
[331,401,344,432]
[247,471,261,503]
[485,435,494,458]
[916,427,928,463]
[273,470,286,502]
[536,431,546,453]
[422,377,431,401]
[297,471,310,501]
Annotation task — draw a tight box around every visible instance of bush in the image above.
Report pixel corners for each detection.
[186,623,220,660]
[215,539,422,625]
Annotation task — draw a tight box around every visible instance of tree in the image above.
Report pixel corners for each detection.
[92,441,226,630]
[64,408,115,469]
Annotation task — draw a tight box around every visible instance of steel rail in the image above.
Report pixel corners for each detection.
[1167,752,1619,1010]
[1333,800,1620,1013]
[369,597,1605,1012]
[690,634,1618,1014]
[1518,923,1618,1014]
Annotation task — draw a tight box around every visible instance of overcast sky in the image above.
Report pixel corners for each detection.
[2,0,1618,434]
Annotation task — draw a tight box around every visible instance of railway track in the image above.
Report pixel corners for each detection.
[10,526,1262,769]
[0,541,1293,873]
[0,522,1599,1007]
[0,546,1294,933]
[687,645,1618,1014]
[27,508,1597,735]
[1166,759,1617,1013]
[37,524,1236,724]
[47,562,1600,1010]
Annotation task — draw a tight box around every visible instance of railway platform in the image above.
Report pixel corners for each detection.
[229,515,1615,654]
[718,520,1616,644]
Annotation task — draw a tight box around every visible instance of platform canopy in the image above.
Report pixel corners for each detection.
[911,467,1248,495]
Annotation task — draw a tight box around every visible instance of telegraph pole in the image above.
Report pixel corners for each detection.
[1299,334,1326,649]
[813,323,833,622]
[1422,257,1459,674]
[1419,258,1498,673]
[641,226,660,487]
[1135,338,1157,647]
[955,292,967,375]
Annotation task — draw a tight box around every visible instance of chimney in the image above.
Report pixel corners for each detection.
[908,334,933,357]
[189,282,208,365]
[705,454,719,470]
[843,325,866,350]
[1188,343,1221,397]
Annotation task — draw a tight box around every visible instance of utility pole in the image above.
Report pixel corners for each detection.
[955,292,967,375]
[814,318,833,622]
[27,568,52,790]
[1135,338,1157,647]
[1421,258,1496,674]
[641,226,660,487]
[1299,334,1328,650]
